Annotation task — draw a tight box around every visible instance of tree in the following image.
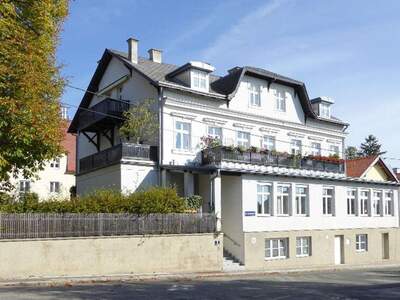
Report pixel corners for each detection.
[119,99,158,144]
[0,1,69,187]
[345,146,359,160]
[360,135,382,157]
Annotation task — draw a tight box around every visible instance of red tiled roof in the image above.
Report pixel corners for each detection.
[345,156,378,178]
[61,122,76,174]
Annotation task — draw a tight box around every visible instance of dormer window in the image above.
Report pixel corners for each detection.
[275,90,286,112]
[191,70,208,91]
[320,103,331,118]
[248,82,261,107]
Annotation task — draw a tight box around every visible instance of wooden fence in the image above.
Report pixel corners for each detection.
[0,213,216,239]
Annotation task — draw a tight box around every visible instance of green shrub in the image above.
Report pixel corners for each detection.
[0,187,187,214]
[184,195,203,211]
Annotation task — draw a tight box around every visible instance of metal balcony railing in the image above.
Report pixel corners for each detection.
[79,143,158,174]
[202,146,345,174]
[77,98,129,131]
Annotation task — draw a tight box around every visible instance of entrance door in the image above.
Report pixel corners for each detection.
[382,233,389,259]
[334,235,344,265]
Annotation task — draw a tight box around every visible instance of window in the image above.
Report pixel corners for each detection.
[311,142,321,156]
[296,237,311,257]
[295,185,308,215]
[329,145,340,156]
[257,183,272,215]
[372,191,382,216]
[356,234,368,252]
[237,131,250,147]
[322,187,334,215]
[175,121,191,150]
[277,184,290,215]
[50,158,60,168]
[320,103,331,118]
[275,90,286,112]
[60,106,68,120]
[248,83,261,107]
[19,180,30,193]
[265,238,288,259]
[360,190,369,216]
[208,126,222,141]
[191,70,207,90]
[50,181,60,193]
[347,189,356,215]
[291,139,302,155]
[262,135,275,151]
[384,191,393,216]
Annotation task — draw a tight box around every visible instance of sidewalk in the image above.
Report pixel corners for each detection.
[1,263,400,288]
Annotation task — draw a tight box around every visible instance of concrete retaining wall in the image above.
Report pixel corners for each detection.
[0,233,223,280]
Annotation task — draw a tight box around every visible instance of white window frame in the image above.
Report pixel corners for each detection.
[191,70,208,91]
[320,103,331,118]
[296,236,311,257]
[19,180,30,194]
[329,145,340,156]
[61,106,68,120]
[265,238,288,260]
[295,185,308,216]
[276,184,290,216]
[310,142,321,156]
[322,187,334,216]
[347,188,357,216]
[384,191,393,216]
[248,82,261,107]
[356,234,368,252]
[275,90,286,112]
[50,158,60,169]
[207,126,222,142]
[359,190,369,216]
[50,181,60,194]
[174,120,191,151]
[290,139,302,155]
[257,183,272,216]
[236,131,250,147]
[372,190,382,216]
[261,135,276,151]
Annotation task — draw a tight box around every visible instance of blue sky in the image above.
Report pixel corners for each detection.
[58,0,400,164]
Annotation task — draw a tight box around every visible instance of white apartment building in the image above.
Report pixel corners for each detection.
[69,37,400,270]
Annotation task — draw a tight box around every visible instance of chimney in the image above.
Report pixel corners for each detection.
[148,48,162,63]
[127,37,138,64]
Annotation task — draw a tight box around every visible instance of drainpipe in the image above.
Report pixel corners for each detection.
[158,86,164,186]
[210,169,221,232]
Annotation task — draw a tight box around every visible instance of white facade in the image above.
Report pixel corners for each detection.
[11,154,75,200]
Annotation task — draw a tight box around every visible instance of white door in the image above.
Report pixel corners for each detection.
[334,236,343,265]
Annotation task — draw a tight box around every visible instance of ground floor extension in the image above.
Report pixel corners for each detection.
[242,228,400,271]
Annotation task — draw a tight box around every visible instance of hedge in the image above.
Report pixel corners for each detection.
[0,187,194,214]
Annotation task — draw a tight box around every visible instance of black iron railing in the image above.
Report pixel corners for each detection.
[202,146,345,173]
[78,98,130,131]
[79,143,158,174]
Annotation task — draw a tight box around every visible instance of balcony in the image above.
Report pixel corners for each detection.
[202,146,345,174]
[78,98,130,132]
[79,143,158,174]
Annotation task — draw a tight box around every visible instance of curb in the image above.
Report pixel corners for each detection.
[1,263,399,288]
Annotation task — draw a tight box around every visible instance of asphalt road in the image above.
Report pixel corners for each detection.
[1,267,400,299]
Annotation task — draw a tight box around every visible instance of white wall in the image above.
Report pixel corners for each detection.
[76,164,121,195]
[11,155,75,200]
[162,89,346,167]
[229,76,305,125]
[241,174,399,232]
[120,163,159,194]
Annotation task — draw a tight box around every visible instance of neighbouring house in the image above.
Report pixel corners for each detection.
[10,110,76,200]
[69,37,400,271]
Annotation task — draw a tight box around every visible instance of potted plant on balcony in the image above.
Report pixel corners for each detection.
[119,99,158,145]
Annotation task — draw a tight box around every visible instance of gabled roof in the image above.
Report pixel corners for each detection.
[346,156,398,182]
[68,48,348,133]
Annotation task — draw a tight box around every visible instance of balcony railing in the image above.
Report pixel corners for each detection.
[78,98,130,131]
[202,146,345,174]
[79,143,158,174]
